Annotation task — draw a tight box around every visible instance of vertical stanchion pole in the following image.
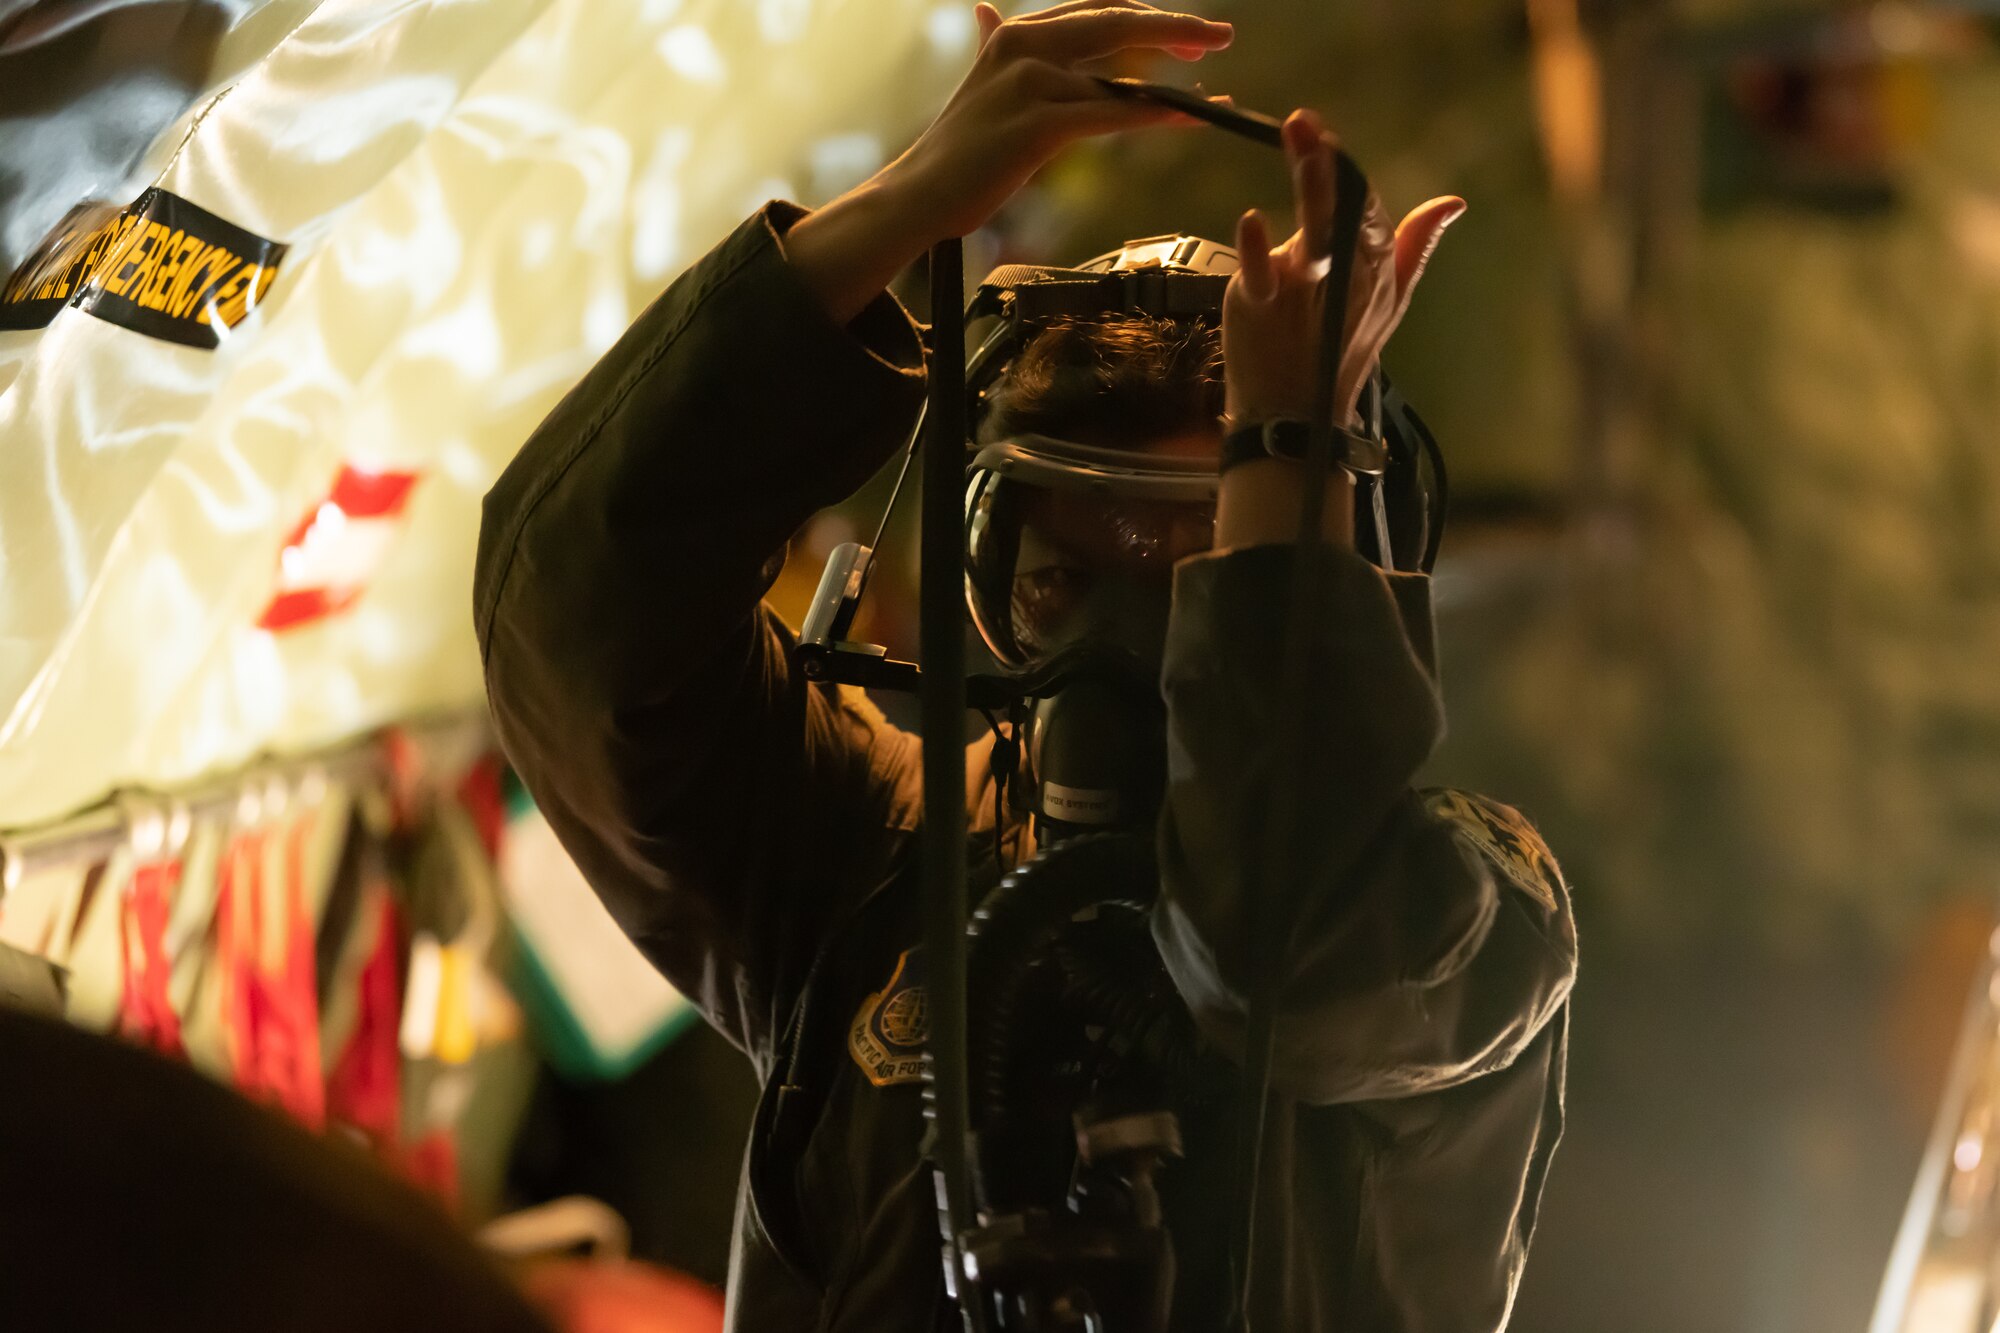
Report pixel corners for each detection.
[920,237,985,1333]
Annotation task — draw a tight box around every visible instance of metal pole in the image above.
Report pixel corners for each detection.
[1868,917,2000,1333]
[0,710,487,901]
[919,236,986,1333]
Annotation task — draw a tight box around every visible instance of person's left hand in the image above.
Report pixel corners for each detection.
[1223,109,1464,428]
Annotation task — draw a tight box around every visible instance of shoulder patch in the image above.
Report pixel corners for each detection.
[849,948,929,1087]
[1423,789,1562,912]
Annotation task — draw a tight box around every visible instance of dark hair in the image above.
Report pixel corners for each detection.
[976,314,1224,450]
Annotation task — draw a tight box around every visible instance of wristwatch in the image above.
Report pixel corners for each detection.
[1219,417,1387,478]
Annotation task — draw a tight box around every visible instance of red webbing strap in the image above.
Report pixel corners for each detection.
[405,1131,462,1212]
[117,857,187,1057]
[217,819,326,1128]
[456,753,507,865]
[325,893,407,1148]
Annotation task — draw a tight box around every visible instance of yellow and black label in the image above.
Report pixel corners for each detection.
[1423,788,1563,913]
[848,947,929,1088]
[1,189,287,348]
[0,200,123,328]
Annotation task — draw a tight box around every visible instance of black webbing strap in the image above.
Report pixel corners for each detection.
[1228,147,1373,1333]
[972,269,1233,325]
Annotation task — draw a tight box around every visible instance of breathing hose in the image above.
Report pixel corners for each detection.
[965,834,1174,1115]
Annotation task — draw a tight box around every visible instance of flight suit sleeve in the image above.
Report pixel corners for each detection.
[1150,541,1578,1105]
[474,202,927,1068]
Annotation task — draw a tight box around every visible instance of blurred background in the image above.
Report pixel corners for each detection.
[6,0,2000,1330]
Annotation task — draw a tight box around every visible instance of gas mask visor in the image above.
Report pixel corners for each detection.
[964,433,1219,674]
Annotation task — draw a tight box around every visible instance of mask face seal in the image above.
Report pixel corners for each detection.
[960,434,1216,841]
[963,434,1217,673]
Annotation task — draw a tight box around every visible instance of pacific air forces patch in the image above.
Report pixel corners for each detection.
[1423,789,1562,913]
[849,947,928,1087]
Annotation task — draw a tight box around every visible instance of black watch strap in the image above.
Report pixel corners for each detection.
[1219,418,1388,477]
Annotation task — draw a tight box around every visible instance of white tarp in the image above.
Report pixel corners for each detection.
[0,0,963,826]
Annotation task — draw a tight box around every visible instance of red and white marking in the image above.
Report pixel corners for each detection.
[257,465,418,631]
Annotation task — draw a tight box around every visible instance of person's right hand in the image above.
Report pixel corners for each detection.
[788,2,1233,325]
[893,2,1233,241]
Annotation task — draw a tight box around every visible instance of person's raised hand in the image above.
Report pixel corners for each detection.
[1222,109,1463,429]
[896,2,1232,241]
[788,2,1232,324]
